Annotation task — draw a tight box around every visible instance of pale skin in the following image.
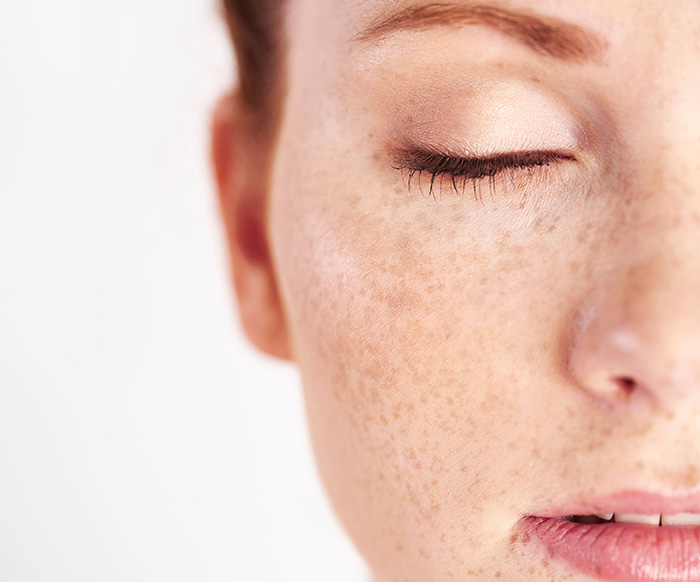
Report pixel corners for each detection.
[212,1,700,580]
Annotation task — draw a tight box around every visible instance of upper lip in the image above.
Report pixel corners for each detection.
[532,489,700,517]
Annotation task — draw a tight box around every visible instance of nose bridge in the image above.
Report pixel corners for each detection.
[570,160,700,410]
[613,103,700,321]
[659,53,700,157]
[640,2,700,156]
[568,3,700,408]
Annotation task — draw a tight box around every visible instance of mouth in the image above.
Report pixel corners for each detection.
[564,512,700,525]
[521,493,700,582]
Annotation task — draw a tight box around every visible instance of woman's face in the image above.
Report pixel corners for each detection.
[239,0,700,580]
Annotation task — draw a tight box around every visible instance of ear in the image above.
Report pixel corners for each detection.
[211,93,292,361]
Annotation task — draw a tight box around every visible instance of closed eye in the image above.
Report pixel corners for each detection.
[391,149,576,200]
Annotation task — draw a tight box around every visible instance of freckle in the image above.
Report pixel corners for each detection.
[682,464,700,486]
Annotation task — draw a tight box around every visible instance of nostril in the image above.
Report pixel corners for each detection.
[614,376,637,395]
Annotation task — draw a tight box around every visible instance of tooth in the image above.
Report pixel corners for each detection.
[615,513,661,525]
[661,513,700,526]
[596,513,613,521]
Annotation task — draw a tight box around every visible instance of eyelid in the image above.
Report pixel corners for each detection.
[390,147,576,200]
[392,149,575,175]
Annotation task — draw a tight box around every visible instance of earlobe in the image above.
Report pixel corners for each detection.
[211,93,292,361]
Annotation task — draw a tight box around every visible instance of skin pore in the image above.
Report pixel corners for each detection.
[213,0,700,580]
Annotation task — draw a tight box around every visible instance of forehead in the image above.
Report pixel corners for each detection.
[283,0,693,70]
[280,0,700,136]
[282,1,612,102]
[286,0,615,52]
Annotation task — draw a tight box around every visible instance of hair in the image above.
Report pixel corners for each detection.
[222,0,286,137]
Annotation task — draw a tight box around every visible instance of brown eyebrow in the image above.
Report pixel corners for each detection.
[355,2,606,64]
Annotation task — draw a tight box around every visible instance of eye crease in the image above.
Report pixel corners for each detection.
[392,149,576,200]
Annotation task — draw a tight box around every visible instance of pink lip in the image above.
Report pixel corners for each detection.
[521,491,700,582]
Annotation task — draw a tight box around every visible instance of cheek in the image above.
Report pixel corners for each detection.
[268,147,602,579]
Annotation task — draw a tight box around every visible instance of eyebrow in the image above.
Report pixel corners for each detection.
[355,2,605,64]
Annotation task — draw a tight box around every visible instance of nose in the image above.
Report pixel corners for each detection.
[569,199,700,412]
[570,258,700,410]
[567,3,700,411]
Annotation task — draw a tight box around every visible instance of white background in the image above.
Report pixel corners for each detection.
[0,1,366,580]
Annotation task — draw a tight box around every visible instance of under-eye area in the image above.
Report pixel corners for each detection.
[390,147,576,201]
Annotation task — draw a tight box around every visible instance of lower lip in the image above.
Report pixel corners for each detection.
[522,516,700,581]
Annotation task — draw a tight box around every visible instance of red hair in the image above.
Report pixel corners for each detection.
[222,0,286,136]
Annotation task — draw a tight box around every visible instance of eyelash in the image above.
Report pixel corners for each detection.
[392,149,574,200]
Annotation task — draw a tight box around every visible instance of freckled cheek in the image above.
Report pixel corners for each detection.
[273,191,545,438]
[271,189,537,556]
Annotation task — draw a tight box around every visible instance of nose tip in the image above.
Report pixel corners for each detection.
[570,298,700,411]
